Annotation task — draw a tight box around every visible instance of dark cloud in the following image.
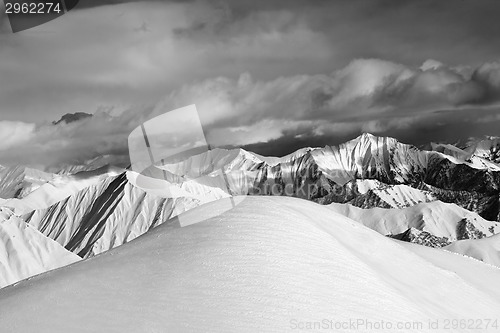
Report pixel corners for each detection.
[3,0,500,122]
[0,2,12,33]
[1,58,500,167]
[1,0,500,166]
[0,0,334,122]
[241,107,500,158]
[470,62,500,103]
[73,0,169,9]
[172,0,500,67]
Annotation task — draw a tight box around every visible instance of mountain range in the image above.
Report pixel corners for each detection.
[1,132,500,331]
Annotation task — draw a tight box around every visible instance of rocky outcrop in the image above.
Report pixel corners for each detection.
[390,228,451,248]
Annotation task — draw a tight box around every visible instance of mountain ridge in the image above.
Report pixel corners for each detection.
[1,132,499,270]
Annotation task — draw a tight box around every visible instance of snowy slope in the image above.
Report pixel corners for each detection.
[328,200,500,241]
[1,166,124,215]
[248,134,430,186]
[1,196,500,332]
[22,171,228,258]
[311,133,429,185]
[349,182,436,208]
[154,134,430,192]
[150,134,498,211]
[0,208,80,288]
[49,154,131,175]
[157,148,263,178]
[444,233,500,268]
[252,147,316,166]
[1,132,498,265]
[397,240,500,299]
[0,165,56,199]
[369,184,436,208]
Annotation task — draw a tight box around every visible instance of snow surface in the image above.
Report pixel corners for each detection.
[397,240,500,299]
[444,233,500,268]
[1,196,500,332]
[328,200,500,240]
[0,207,80,288]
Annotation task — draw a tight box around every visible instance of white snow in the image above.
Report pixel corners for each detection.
[0,207,80,288]
[1,167,123,215]
[0,165,55,199]
[368,183,436,208]
[252,147,316,166]
[1,196,500,332]
[432,141,500,171]
[23,171,228,258]
[328,200,500,240]
[127,170,230,202]
[311,133,429,185]
[397,240,500,299]
[444,233,500,268]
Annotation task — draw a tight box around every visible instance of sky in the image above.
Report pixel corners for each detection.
[0,0,500,166]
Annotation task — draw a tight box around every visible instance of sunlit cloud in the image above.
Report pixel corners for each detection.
[1,57,500,167]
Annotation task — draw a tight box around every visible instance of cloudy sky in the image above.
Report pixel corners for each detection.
[1,0,500,166]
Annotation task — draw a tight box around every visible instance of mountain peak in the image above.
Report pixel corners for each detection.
[347,132,387,146]
[359,132,376,139]
[52,112,93,125]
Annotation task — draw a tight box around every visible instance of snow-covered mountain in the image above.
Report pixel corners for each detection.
[49,155,130,175]
[149,133,500,221]
[1,196,500,332]
[328,200,500,245]
[1,165,124,215]
[3,133,498,210]
[463,136,500,164]
[319,180,437,208]
[0,165,56,199]
[0,207,80,288]
[1,132,499,286]
[21,170,230,258]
